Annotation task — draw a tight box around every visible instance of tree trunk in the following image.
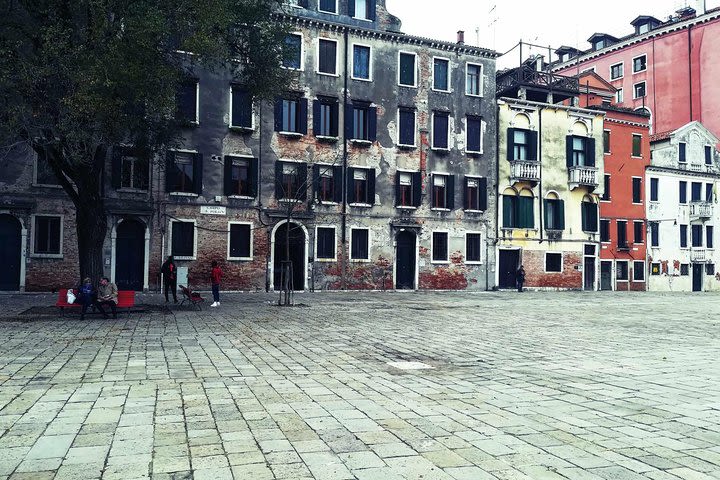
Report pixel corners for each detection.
[75,194,107,283]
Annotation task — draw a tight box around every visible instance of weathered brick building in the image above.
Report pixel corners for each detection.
[0,0,499,292]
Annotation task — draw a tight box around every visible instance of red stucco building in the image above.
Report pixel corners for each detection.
[552,4,720,140]
[576,72,651,290]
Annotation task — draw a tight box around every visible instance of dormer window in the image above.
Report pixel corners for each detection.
[632,16,661,35]
[638,23,650,34]
[588,34,617,52]
[594,39,605,51]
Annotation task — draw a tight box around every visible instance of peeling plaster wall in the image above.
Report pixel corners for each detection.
[496,99,605,290]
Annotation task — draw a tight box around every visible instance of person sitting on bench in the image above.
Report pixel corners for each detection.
[96,277,118,319]
[78,277,96,320]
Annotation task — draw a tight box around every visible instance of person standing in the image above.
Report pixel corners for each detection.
[161,255,178,303]
[516,265,526,292]
[96,277,118,319]
[78,277,96,320]
[210,261,222,307]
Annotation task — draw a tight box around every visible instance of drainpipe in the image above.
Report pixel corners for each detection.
[494,103,500,289]
[538,108,544,242]
[341,27,349,290]
[688,24,693,122]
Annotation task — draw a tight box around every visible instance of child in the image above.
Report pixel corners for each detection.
[210,261,222,307]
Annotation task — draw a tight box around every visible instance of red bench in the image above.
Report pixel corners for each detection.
[55,289,136,316]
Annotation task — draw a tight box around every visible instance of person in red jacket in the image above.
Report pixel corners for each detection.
[210,260,222,307]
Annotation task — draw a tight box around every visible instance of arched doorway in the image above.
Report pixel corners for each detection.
[273,222,306,291]
[395,230,416,290]
[115,219,146,291]
[0,214,21,291]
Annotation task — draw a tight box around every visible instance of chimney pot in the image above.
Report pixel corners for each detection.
[457,30,465,44]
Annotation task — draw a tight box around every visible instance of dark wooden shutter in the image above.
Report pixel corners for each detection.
[298,162,308,200]
[313,100,321,136]
[368,107,377,142]
[367,169,376,205]
[249,158,258,197]
[345,104,354,139]
[223,156,233,196]
[111,148,122,189]
[446,175,455,210]
[274,98,283,131]
[479,177,488,211]
[566,136,573,167]
[412,171,422,207]
[275,162,283,198]
[507,128,515,161]
[528,131,538,161]
[543,199,549,229]
[394,172,401,206]
[463,177,469,210]
[367,0,376,20]
[298,98,308,134]
[165,151,176,192]
[312,164,320,200]
[333,166,343,203]
[193,153,203,195]
[348,0,355,17]
[347,168,354,203]
[502,195,513,228]
[330,102,339,137]
[586,138,596,167]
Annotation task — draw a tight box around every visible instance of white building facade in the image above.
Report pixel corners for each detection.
[646,122,720,291]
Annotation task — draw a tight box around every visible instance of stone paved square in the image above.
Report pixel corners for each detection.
[0,291,719,479]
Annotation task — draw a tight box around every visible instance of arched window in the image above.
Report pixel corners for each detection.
[502,187,534,229]
[544,192,565,231]
[581,194,598,232]
[507,114,537,161]
[566,122,595,168]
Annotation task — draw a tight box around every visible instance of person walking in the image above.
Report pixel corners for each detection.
[210,261,222,307]
[516,265,526,292]
[161,255,178,303]
[78,277,96,320]
[96,277,118,319]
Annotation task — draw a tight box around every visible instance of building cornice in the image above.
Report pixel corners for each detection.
[499,98,605,117]
[604,117,651,129]
[281,14,499,58]
[551,9,720,71]
[645,165,720,179]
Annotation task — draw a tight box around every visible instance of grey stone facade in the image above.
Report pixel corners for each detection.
[0,0,498,292]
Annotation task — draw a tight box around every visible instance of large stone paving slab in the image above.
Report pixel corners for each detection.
[0,291,718,479]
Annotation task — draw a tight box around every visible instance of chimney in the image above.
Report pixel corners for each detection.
[457,30,465,45]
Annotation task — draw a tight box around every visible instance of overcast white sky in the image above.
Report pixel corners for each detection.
[386,0,719,68]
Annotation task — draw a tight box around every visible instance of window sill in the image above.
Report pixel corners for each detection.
[616,279,630,282]
[398,83,418,89]
[465,150,483,155]
[431,147,450,152]
[350,139,372,146]
[174,256,196,261]
[279,131,304,138]
[30,253,63,259]
[32,183,63,189]
[352,16,372,22]
[431,208,451,212]
[350,258,371,263]
[600,199,611,203]
[631,279,645,283]
[315,258,337,263]
[228,195,255,200]
[465,261,483,265]
[431,260,450,265]
[582,231,599,235]
[396,206,417,210]
[465,93,483,98]
[169,192,199,197]
[397,144,416,150]
[464,209,485,213]
[631,156,643,159]
[228,257,253,262]
[316,201,340,206]
[431,88,452,94]
[351,76,372,82]
[229,126,254,133]
[118,188,149,193]
[279,198,303,203]
[349,203,373,208]
[316,135,338,142]
[316,71,340,78]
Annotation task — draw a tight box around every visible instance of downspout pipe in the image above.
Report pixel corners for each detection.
[494,102,500,290]
[538,108,543,243]
[341,27,349,290]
